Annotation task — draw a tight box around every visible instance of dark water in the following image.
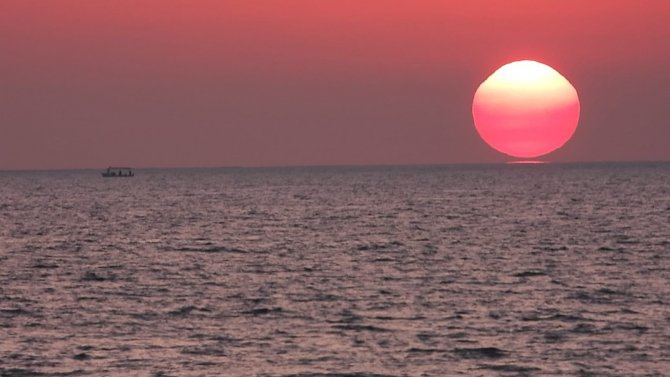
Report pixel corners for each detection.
[1,163,669,376]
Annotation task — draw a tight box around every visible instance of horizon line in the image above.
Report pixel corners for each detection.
[1,159,668,173]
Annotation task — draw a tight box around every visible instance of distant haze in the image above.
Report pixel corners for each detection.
[1,1,669,169]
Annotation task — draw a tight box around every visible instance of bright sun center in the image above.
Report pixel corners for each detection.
[472,60,580,159]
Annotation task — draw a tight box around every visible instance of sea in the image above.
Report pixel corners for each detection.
[0,162,669,377]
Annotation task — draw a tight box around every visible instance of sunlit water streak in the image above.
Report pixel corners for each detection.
[1,163,669,376]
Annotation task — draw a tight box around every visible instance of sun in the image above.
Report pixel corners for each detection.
[472,60,580,159]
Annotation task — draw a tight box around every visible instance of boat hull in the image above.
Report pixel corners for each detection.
[101,173,133,177]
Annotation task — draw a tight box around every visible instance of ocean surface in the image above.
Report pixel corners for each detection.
[1,162,669,377]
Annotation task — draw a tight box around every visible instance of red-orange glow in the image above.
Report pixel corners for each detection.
[472,60,580,158]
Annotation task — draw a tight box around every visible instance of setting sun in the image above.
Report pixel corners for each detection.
[472,60,580,159]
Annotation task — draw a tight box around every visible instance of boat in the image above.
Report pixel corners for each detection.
[102,167,134,177]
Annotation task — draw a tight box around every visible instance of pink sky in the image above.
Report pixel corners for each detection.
[1,1,669,169]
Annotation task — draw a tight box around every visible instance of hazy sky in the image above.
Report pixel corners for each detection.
[2,1,669,169]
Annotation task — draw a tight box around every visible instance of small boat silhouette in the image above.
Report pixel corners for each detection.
[101,167,134,177]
